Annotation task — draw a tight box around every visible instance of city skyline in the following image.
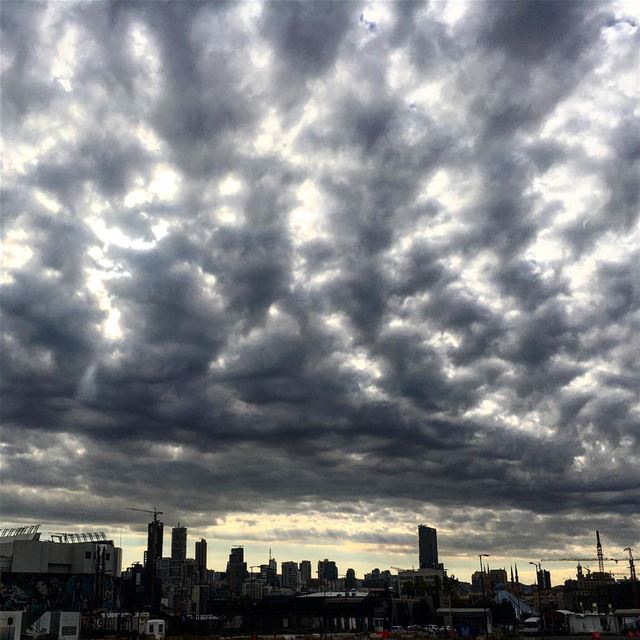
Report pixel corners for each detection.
[4,519,629,587]
[2,522,635,630]
[2,0,639,586]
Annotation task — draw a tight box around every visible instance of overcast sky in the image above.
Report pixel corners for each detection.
[1,0,639,583]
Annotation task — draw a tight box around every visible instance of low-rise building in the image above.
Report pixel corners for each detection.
[0,525,122,612]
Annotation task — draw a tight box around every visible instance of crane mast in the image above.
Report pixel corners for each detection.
[625,547,639,607]
[596,530,605,575]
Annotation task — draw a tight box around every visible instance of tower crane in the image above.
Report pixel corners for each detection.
[624,547,639,607]
[539,557,623,563]
[127,507,163,522]
[596,530,605,574]
[624,548,637,582]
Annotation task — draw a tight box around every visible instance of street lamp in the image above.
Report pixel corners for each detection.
[479,554,490,640]
[529,562,544,640]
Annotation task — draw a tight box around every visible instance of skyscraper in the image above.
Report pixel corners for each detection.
[345,568,357,590]
[281,561,299,590]
[300,560,311,587]
[227,546,247,595]
[171,523,187,561]
[146,515,164,610]
[195,538,207,582]
[147,517,164,567]
[318,558,338,582]
[418,524,438,569]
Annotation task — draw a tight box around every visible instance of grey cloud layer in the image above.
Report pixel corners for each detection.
[1,0,639,556]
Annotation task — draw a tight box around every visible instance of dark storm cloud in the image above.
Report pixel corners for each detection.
[468,0,608,139]
[260,0,357,117]
[33,135,151,202]
[2,0,639,564]
[0,2,61,123]
[261,1,354,78]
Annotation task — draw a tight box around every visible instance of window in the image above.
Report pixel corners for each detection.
[149,625,154,633]
[106,553,110,560]
[158,624,164,632]
[85,551,92,559]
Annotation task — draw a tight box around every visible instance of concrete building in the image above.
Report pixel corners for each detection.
[227,547,247,596]
[0,526,121,612]
[156,555,196,616]
[0,528,121,578]
[281,561,299,591]
[300,560,312,588]
[143,515,164,610]
[489,568,508,589]
[418,524,438,570]
[396,567,444,594]
[242,579,263,599]
[171,524,187,562]
[195,538,207,583]
[191,583,210,615]
[363,568,392,589]
[146,519,163,568]
[259,564,276,587]
[156,558,196,591]
[345,568,357,590]
[318,559,338,583]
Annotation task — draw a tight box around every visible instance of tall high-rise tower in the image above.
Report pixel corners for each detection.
[281,561,299,590]
[147,517,164,567]
[418,524,439,569]
[318,558,338,582]
[227,546,247,595]
[345,568,357,590]
[195,538,207,582]
[146,513,164,610]
[172,523,187,561]
[300,560,312,587]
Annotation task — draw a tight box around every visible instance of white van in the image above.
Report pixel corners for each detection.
[145,619,166,639]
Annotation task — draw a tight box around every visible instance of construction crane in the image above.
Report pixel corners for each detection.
[625,548,637,582]
[542,532,623,572]
[596,530,605,574]
[127,507,163,522]
[624,547,639,607]
[391,566,413,572]
[540,557,623,563]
